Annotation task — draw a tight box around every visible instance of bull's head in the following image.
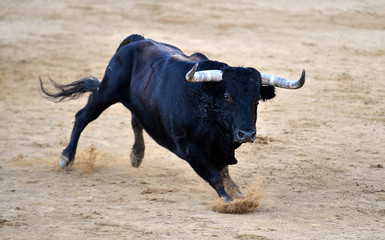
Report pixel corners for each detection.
[186,63,305,144]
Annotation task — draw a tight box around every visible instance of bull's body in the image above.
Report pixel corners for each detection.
[41,34,304,201]
[115,39,236,165]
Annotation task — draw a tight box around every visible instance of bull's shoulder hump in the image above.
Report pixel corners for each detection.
[131,39,181,52]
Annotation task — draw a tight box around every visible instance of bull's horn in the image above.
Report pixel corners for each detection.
[261,69,306,89]
[185,63,223,82]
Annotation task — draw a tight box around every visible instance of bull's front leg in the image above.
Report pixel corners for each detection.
[220,165,245,199]
[181,143,233,202]
[130,115,145,168]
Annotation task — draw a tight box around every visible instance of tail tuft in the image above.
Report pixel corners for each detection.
[39,76,100,102]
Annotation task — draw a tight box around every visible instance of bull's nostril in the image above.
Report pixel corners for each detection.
[237,131,245,140]
[250,132,256,141]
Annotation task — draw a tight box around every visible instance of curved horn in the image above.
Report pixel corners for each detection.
[185,63,223,82]
[261,69,306,89]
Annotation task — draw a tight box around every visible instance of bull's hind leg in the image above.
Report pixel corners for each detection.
[220,166,245,199]
[60,91,116,170]
[130,115,145,168]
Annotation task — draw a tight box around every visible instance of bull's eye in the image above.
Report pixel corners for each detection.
[224,93,232,102]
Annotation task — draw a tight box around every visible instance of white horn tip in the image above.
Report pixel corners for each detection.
[185,63,199,82]
[296,69,306,89]
[261,69,306,89]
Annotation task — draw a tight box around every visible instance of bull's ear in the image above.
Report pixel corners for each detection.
[261,85,276,101]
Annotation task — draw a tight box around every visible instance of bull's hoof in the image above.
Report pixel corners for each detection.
[225,185,245,199]
[232,188,246,199]
[59,155,73,170]
[222,195,234,203]
[130,151,143,168]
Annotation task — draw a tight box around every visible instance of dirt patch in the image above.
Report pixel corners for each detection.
[1,0,384,239]
[211,182,264,214]
[77,145,97,174]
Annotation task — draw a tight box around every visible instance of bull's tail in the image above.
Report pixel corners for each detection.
[116,34,145,52]
[39,76,100,102]
[40,34,144,102]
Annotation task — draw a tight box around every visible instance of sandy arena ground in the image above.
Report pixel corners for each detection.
[1,0,384,239]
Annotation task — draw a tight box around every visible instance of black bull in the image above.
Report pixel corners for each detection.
[40,34,305,201]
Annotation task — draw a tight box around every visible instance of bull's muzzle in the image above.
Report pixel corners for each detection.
[234,129,256,143]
